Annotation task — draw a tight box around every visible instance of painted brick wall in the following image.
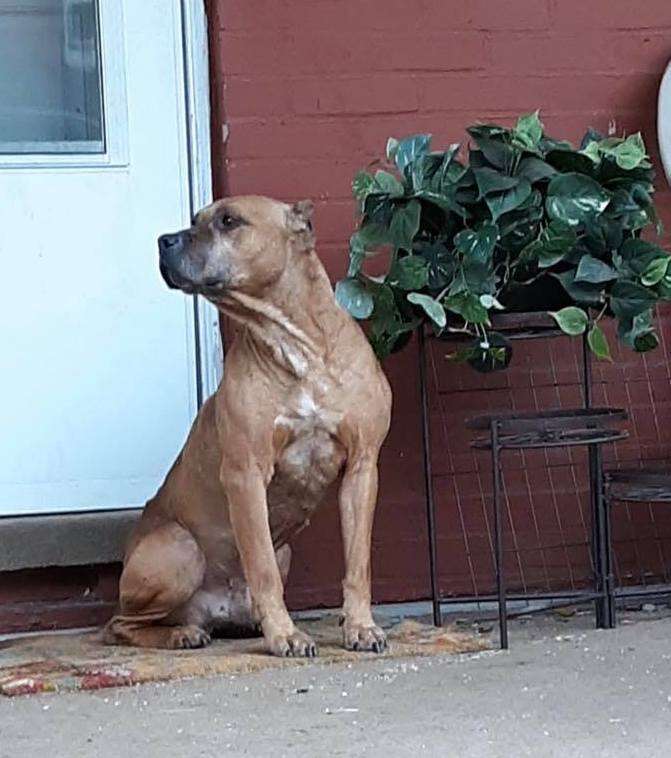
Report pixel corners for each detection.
[206,0,671,608]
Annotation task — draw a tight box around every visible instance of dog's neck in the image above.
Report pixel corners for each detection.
[216,249,345,379]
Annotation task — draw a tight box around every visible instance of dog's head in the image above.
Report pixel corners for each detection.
[158,195,314,298]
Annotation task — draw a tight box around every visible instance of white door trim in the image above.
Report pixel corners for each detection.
[180,0,222,403]
[658,60,671,187]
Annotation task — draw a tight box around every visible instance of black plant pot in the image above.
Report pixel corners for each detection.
[432,309,566,373]
[499,275,573,314]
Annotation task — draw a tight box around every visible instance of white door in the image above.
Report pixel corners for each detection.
[0,0,215,516]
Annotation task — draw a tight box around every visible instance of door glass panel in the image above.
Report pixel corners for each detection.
[0,0,104,154]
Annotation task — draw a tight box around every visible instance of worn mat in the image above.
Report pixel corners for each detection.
[0,615,490,697]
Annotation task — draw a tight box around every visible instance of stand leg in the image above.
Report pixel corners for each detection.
[590,443,615,628]
[582,330,592,410]
[588,444,605,628]
[583,330,613,628]
[491,421,508,649]
[599,458,616,628]
[418,328,441,627]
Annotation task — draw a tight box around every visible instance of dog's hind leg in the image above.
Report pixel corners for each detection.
[206,543,293,639]
[103,522,208,649]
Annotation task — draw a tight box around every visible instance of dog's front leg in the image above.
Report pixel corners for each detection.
[223,467,317,657]
[338,452,387,653]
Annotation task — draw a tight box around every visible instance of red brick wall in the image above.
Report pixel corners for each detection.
[206,0,671,608]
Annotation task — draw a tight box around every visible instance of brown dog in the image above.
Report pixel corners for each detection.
[103,196,391,657]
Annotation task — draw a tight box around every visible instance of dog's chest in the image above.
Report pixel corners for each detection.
[275,386,341,437]
[269,388,345,530]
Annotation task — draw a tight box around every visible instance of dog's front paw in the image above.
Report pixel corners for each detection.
[268,628,318,658]
[168,625,212,650]
[342,622,387,653]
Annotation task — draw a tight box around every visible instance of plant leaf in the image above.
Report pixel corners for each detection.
[552,270,603,305]
[641,256,671,287]
[335,278,374,319]
[363,192,394,225]
[386,137,400,161]
[387,255,429,290]
[473,167,519,198]
[417,242,457,290]
[618,238,668,271]
[394,134,431,172]
[581,215,623,257]
[407,292,446,328]
[549,306,589,335]
[617,310,659,352]
[415,189,468,218]
[546,173,610,226]
[465,333,513,373]
[463,260,497,295]
[520,220,576,268]
[357,222,391,249]
[587,323,612,361]
[435,143,461,190]
[480,294,505,310]
[610,280,657,319]
[575,254,618,284]
[605,133,649,171]
[352,171,375,201]
[580,128,604,150]
[634,331,659,352]
[454,222,499,264]
[347,233,365,277]
[368,284,398,336]
[581,141,602,164]
[514,111,544,149]
[444,292,489,324]
[467,123,511,140]
[389,200,421,251]
[486,180,532,221]
[373,170,405,197]
[516,156,557,183]
[468,133,519,170]
[545,149,596,175]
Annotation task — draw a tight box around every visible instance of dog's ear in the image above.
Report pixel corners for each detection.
[286,200,314,232]
[286,200,315,249]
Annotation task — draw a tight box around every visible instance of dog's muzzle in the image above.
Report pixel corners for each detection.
[158,230,228,295]
[158,231,195,291]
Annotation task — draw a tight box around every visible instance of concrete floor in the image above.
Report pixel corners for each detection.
[1,608,670,758]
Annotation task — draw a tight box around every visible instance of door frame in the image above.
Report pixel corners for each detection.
[181,0,222,403]
[659,60,671,187]
[0,0,219,570]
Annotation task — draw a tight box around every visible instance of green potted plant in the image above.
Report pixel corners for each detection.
[336,112,670,371]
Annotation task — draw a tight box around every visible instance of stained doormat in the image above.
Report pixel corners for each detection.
[0,615,490,697]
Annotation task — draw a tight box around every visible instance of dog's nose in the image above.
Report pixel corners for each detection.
[158,233,183,253]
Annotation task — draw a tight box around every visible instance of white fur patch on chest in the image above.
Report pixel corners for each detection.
[271,386,347,506]
[274,388,341,436]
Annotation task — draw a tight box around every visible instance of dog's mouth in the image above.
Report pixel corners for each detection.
[191,277,229,299]
[160,267,229,299]
[159,262,197,294]
[201,277,227,293]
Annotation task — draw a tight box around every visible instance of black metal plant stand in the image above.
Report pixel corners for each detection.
[417,313,629,648]
[603,468,671,622]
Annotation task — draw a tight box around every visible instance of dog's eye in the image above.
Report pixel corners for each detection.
[218,214,235,230]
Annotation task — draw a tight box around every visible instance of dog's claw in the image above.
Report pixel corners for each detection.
[169,625,211,650]
[269,628,318,658]
[343,623,387,654]
[372,638,386,654]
